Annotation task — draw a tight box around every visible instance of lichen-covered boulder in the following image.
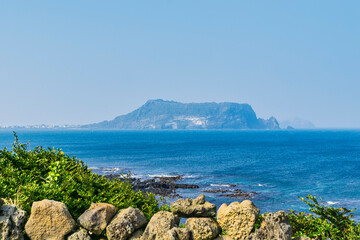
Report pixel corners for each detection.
[249,211,292,240]
[106,207,147,240]
[67,228,91,240]
[129,229,144,240]
[78,202,117,235]
[141,211,179,240]
[171,195,216,218]
[214,236,233,240]
[25,199,75,240]
[185,217,221,240]
[162,227,191,240]
[217,200,259,240]
[0,204,27,240]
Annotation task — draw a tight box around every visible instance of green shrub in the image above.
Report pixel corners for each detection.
[289,195,360,240]
[0,133,161,220]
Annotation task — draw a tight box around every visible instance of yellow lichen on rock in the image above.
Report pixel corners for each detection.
[217,200,259,240]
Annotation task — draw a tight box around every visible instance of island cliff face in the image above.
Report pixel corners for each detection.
[83,99,280,130]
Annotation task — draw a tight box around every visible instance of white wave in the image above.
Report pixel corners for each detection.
[89,166,100,170]
[103,168,121,173]
[148,174,180,178]
[183,175,198,179]
[210,184,233,187]
[147,174,198,179]
[129,174,146,179]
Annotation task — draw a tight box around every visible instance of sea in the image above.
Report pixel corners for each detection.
[1,129,359,220]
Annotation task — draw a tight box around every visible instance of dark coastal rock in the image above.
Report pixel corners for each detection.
[185,217,221,240]
[219,189,258,199]
[203,190,229,194]
[203,187,258,200]
[0,204,27,240]
[217,200,259,240]
[249,211,292,240]
[132,176,199,198]
[141,211,179,240]
[78,202,117,235]
[25,199,75,240]
[103,174,199,198]
[170,194,217,218]
[106,207,147,240]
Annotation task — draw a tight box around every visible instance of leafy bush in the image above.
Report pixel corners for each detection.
[289,195,360,240]
[0,134,161,220]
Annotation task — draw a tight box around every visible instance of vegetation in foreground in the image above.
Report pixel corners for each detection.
[0,133,167,220]
[0,134,359,239]
[288,195,360,239]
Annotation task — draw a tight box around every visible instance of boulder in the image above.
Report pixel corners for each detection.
[141,211,179,240]
[217,200,259,240]
[171,195,216,218]
[0,199,4,208]
[67,228,91,240]
[25,199,75,240]
[162,227,191,240]
[249,211,292,240]
[78,202,117,235]
[214,236,233,240]
[0,204,27,240]
[106,207,147,240]
[129,229,144,240]
[185,217,221,240]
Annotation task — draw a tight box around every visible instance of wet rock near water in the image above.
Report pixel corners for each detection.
[103,174,199,198]
[219,190,258,199]
[103,174,260,200]
[203,188,258,200]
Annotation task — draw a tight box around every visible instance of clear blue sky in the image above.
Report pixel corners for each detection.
[1,1,359,128]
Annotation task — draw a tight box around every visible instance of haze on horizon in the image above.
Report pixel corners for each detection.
[1,1,359,128]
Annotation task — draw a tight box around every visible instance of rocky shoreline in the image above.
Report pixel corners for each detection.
[1,194,299,240]
[102,174,258,200]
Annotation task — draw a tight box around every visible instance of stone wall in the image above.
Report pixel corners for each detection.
[0,195,296,240]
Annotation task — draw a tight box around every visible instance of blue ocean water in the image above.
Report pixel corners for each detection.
[1,130,360,219]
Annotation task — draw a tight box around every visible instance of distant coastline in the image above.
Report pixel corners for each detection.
[1,100,319,130]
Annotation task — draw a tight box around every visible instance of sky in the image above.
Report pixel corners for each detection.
[0,1,359,128]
